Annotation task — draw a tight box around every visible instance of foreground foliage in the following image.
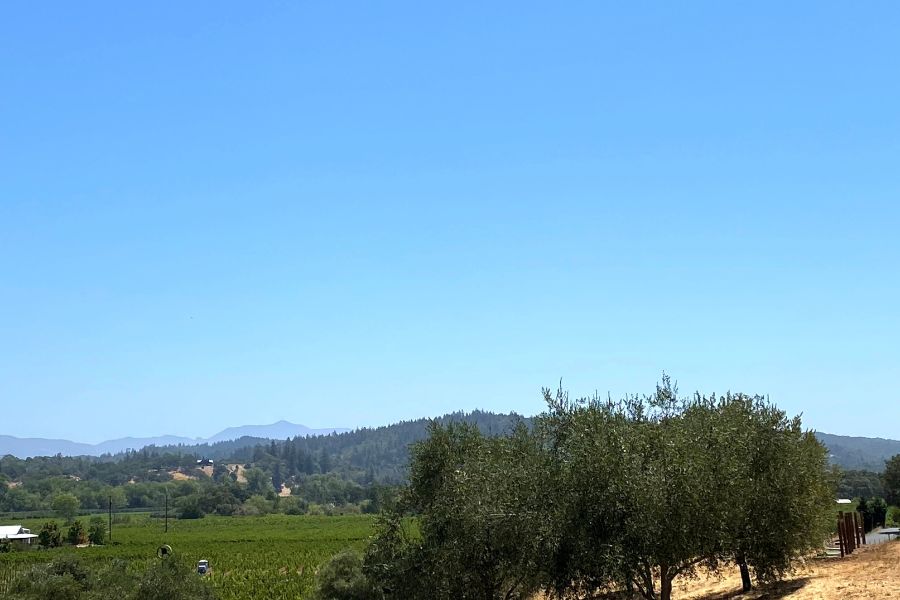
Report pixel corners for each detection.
[354,378,835,600]
[9,554,217,600]
[0,514,375,600]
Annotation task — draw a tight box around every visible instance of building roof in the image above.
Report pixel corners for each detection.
[0,525,38,540]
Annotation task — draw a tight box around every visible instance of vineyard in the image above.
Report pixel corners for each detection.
[0,513,375,599]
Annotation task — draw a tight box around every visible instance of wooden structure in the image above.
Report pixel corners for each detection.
[836,511,867,557]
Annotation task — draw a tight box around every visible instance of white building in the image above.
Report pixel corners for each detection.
[0,525,39,545]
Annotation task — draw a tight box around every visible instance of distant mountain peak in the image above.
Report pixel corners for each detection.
[0,421,349,458]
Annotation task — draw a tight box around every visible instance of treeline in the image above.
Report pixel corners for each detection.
[314,379,836,600]
[229,410,528,485]
[0,411,524,516]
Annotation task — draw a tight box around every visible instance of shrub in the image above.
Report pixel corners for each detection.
[9,555,219,600]
[38,521,63,548]
[88,516,106,545]
[67,520,87,545]
[280,496,309,516]
[313,549,381,600]
[243,494,274,515]
[887,505,900,527]
[176,494,205,519]
[133,557,218,600]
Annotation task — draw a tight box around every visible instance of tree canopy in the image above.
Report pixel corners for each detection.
[361,378,835,600]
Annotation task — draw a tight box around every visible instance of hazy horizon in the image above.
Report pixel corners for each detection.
[3,2,898,442]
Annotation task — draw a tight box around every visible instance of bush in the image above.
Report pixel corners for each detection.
[67,520,87,545]
[175,494,205,519]
[280,496,309,515]
[313,549,381,600]
[242,494,274,515]
[88,516,106,545]
[38,521,63,548]
[9,554,219,600]
[133,557,218,600]
[11,554,91,599]
[888,506,900,527]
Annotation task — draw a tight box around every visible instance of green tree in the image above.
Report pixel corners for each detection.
[67,520,87,545]
[714,394,834,591]
[366,421,553,600]
[313,549,381,600]
[883,454,900,506]
[88,516,106,545]
[175,494,205,519]
[534,378,833,600]
[868,497,888,529]
[52,493,81,522]
[243,467,273,496]
[38,521,63,548]
[279,495,309,515]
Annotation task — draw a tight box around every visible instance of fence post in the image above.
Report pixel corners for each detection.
[838,513,845,557]
[845,513,856,553]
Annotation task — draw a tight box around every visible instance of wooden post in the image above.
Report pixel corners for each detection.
[853,512,862,548]
[845,513,856,553]
[838,514,845,557]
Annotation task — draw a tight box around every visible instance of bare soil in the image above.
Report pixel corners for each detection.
[226,463,247,483]
[536,541,900,599]
[671,541,900,599]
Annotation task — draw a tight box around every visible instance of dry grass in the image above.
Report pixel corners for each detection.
[534,541,900,600]
[226,463,247,483]
[674,542,900,599]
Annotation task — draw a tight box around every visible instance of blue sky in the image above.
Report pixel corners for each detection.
[1,2,898,442]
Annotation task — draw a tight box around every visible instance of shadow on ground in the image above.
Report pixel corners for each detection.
[693,577,811,600]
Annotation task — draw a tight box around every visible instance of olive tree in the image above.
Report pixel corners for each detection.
[703,394,834,592]
[363,378,835,600]
[543,378,835,600]
[365,421,554,600]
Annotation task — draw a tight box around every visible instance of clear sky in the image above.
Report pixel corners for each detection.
[1,2,898,443]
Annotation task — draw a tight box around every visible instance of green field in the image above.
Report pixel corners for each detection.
[0,514,375,599]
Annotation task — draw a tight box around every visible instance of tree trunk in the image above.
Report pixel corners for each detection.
[660,574,673,600]
[738,560,752,592]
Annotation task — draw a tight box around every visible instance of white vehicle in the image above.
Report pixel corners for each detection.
[197,559,209,574]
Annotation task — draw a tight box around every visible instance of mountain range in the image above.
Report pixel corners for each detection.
[0,421,347,458]
[1,420,899,473]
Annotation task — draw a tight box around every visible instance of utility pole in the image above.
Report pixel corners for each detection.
[108,496,112,542]
[165,490,168,534]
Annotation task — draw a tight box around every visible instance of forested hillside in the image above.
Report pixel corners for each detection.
[0,411,527,515]
[815,432,900,471]
[1,409,896,518]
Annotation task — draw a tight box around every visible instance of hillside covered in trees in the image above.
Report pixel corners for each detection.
[0,411,526,515]
[1,408,897,518]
